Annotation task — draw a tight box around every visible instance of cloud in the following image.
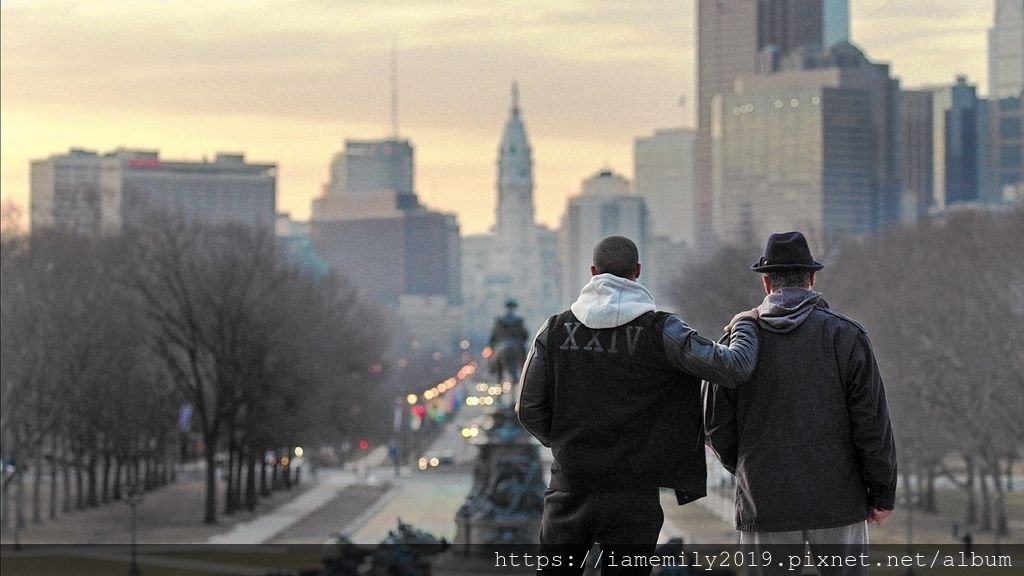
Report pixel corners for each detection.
[851,0,989,89]
[1,0,991,234]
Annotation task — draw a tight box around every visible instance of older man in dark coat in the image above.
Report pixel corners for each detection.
[705,231,897,576]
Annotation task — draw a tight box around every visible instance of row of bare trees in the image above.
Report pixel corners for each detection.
[671,207,1023,535]
[827,208,1023,535]
[1,228,176,533]
[1,210,394,530]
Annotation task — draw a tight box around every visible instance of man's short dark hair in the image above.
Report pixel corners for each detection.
[593,236,639,279]
[765,269,813,288]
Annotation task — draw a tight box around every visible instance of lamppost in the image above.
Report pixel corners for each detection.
[123,481,144,575]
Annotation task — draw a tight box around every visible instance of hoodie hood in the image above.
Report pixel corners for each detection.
[757,287,823,333]
[570,273,656,329]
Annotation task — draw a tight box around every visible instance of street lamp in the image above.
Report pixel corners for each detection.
[123,481,144,575]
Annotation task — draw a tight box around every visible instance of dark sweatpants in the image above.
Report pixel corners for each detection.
[539,487,663,576]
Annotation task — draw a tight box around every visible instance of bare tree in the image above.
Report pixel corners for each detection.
[667,243,764,337]
[126,215,391,523]
[830,208,1023,534]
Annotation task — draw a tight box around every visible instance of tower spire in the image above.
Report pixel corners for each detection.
[511,81,520,115]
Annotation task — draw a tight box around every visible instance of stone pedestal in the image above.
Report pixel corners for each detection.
[452,406,545,546]
[433,407,544,575]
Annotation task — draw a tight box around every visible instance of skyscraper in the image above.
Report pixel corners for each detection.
[634,128,696,246]
[988,1,1024,204]
[31,148,277,234]
[929,76,990,209]
[112,150,277,231]
[713,44,900,254]
[989,0,1024,99]
[310,138,461,308]
[30,149,109,234]
[696,0,759,249]
[313,139,419,220]
[560,169,647,305]
[696,0,846,247]
[899,90,934,219]
[823,0,850,48]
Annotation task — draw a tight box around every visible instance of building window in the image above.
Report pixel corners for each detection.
[1000,116,1021,139]
[1000,145,1022,168]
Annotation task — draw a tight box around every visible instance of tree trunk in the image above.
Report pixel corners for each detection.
[203,434,218,524]
[245,451,257,512]
[924,464,938,513]
[102,451,112,504]
[232,446,244,512]
[965,456,977,525]
[1,468,12,531]
[169,445,176,484]
[1,474,10,532]
[224,443,236,516]
[74,450,84,510]
[31,449,42,523]
[144,447,153,490]
[260,450,269,497]
[15,468,26,529]
[113,458,122,501]
[48,436,59,520]
[86,452,98,508]
[989,457,1009,536]
[980,467,992,532]
[1005,453,1015,493]
[61,439,71,514]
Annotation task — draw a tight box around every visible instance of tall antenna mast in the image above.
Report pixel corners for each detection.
[390,41,399,138]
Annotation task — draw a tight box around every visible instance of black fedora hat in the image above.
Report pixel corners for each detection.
[751,231,824,272]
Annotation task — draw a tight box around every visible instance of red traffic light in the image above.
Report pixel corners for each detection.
[358,439,370,451]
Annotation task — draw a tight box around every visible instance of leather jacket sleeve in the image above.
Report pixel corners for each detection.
[844,331,898,509]
[662,314,759,387]
[516,320,552,446]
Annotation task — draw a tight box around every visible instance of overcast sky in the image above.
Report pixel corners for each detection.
[1,1,991,234]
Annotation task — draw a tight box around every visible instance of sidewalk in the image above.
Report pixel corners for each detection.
[206,447,391,544]
[0,471,311,545]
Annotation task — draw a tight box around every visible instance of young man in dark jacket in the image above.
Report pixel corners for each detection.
[705,231,897,575]
[517,235,760,574]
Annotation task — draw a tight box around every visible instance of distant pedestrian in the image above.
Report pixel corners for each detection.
[517,235,760,575]
[705,231,898,576]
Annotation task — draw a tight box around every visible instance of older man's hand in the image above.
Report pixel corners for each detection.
[724,307,759,334]
[868,507,893,527]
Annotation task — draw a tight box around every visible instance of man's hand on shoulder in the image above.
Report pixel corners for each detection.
[868,507,893,527]
[724,307,760,334]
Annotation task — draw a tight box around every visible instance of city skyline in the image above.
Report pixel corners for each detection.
[1,0,990,234]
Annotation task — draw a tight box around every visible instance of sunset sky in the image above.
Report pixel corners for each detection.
[1,1,991,234]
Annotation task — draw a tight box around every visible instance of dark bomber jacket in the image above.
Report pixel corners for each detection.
[516,273,759,503]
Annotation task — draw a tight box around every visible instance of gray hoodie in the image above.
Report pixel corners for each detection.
[756,287,823,334]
